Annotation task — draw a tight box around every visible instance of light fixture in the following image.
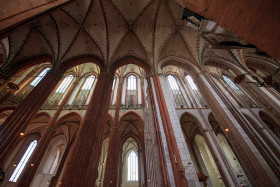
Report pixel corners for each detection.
[59,181,62,184]
[148,179,151,182]
[102,162,105,166]
[46,181,50,184]
[110,180,113,184]
[225,128,229,132]
[13,163,17,167]
[30,163,34,167]
[20,131,25,136]
[98,180,101,184]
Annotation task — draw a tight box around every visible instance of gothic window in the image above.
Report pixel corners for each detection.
[167,75,188,108]
[127,75,136,90]
[55,75,74,93]
[30,68,50,86]
[49,148,60,174]
[126,75,137,107]
[81,75,95,90]
[222,75,258,107]
[127,151,138,181]
[110,77,119,105]
[43,75,74,108]
[185,75,207,108]
[71,75,96,108]
[9,140,37,182]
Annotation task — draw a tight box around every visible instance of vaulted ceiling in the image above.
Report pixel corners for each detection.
[0,0,202,72]
[1,0,277,74]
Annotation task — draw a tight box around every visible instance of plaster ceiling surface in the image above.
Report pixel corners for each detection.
[3,0,205,73]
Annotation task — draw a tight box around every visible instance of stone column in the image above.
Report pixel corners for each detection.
[180,77,240,186]
[17,78,79,187]
[103,77,123,186]
[60,70,114,187]
[196,72,279,186]
[0,69,62,165]
[152,74,188,187]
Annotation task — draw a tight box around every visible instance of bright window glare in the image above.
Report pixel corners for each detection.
[49,149,60,174]
[167,75,179,90]
[55,75,74,93]
[30,68,50,86]
[127,75,136,90]
[82,75,95,90]
[223,75,239,90]
[127,151,138,181]
[9,140,37,182]
[186,75,197,90]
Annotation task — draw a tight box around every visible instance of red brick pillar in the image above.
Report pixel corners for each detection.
[103,77,123,186]
[18,79,79,187]
[0,70,62,165]
[60,70,114,187]
[196,72,279,186]
[152,74,188,187]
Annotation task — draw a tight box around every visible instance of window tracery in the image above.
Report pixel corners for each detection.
[185,75,207,108]
[222,75,258,107]
[167,75,188,108]
[71,75,96,108]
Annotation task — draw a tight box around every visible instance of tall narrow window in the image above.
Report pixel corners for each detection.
[56,75,74,93]
[167,75,188,108]
[186,75,207,108]
[30,68,50,86]
[126,75,137,107]
[71,75,96,108]
[127,151,138,181]
[111,77,118,105]
[9,140,37,182]
[223,75,258,107]
[81,75,95,90]
[43,75,74,108]
[49,149,60,174]
[127,75,136,90]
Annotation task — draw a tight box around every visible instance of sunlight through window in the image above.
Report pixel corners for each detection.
[55,75,74,93]
[9,140,37,182]
[127,151,138,181]
[30,68,50,86]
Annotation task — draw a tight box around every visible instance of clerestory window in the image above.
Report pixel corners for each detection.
[30,68,50,86]
[55,75,74,93]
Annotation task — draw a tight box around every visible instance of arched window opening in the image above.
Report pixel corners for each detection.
[81,75,95,90]
[167,75,188,108]
[43,75,74,108]
[71,75,96,108]
[49,148,60,174]
[55,75,74,93]
[127,151,138,181]
[110,77,118,105]
[185,75,207,108]
[5,67,51,105]
[9,140,37,182]
[126,75,137,107]
[30,68,50,86]
[222,75,258,107]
